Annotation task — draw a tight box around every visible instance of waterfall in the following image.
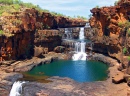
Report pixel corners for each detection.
[75,42,86,53]
[64,28,72,39]
[79,27,84,40]
[75,42,80,52]
[72,27,87,61]
[9,81,25,96]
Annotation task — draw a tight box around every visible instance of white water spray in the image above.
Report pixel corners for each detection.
[65,28,72,39]
[9,81,25,96]
[79,27,84,40]
[72,27,87,61]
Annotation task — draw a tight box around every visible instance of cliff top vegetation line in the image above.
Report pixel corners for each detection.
[0,0,87,20]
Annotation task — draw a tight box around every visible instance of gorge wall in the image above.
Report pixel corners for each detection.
[88,0,130,68]
[0,8,87,61]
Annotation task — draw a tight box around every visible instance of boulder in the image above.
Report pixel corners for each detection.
[54,46,65,53]
[112,72,125,84]
[34,46,44,58]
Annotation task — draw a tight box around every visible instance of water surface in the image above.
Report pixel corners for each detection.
[26,60,108,82]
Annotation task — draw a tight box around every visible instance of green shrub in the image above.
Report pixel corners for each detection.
[0,0,13,5]
[23,3,35,8]
[127,29,130,36]
[128,56,130,61]
[114,0,121,5]
[76,15,87,20]
[0,4,19,16]
[114,1,118,5]
[12,19,22,26]
[45,25,50,29]
[0,0,23,5]
[123,47,127,54]
[118,21,124,27]
[125,21,130,28]
[95,5,99,8]
[13,4,20,10]
[0,30,4,35]
[42,9,49,13]
[118,21,130,28]
[50,11,65,17]
[1,12,12,16]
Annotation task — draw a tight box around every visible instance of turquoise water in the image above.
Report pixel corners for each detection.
[26,60,108,82]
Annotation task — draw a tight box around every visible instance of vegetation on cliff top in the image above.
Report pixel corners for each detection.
[114,0,120,5]
[0,0,87,20]
[114,0,130,5]
[0,0,87,37]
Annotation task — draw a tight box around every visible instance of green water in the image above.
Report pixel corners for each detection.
[26,60,108,82]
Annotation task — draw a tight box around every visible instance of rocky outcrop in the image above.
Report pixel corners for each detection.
[0,31,34,60]
[54,46,65,53]
[112,71,125,84]
[0,53,127,96]
[0,8,87,61]
[59,27,82,53]
[21,75,127,96]
[59,27,80,39]
[88,0,130,68]
[0,52,67,73]
[34,30,62,54]
[0,71,23,96]
[87,0,130,86]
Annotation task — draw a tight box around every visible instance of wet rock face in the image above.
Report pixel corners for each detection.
[59,27,80,39]
[72,27,80,39]
[88,0,130,64]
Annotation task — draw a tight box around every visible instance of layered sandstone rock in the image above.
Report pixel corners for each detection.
[0,31,34,60]
[0,8,87,61]
[34,30,62,54]
[88,0,130,68]
[87,0,130,85]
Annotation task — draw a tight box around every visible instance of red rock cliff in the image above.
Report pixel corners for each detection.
[0,8,87,61]
[88,0,130,67]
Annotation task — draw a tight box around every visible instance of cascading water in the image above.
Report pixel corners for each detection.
[64,28,72,39]
[72,27,87,61]
[9,81,25,96]
[79,27,84,40]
